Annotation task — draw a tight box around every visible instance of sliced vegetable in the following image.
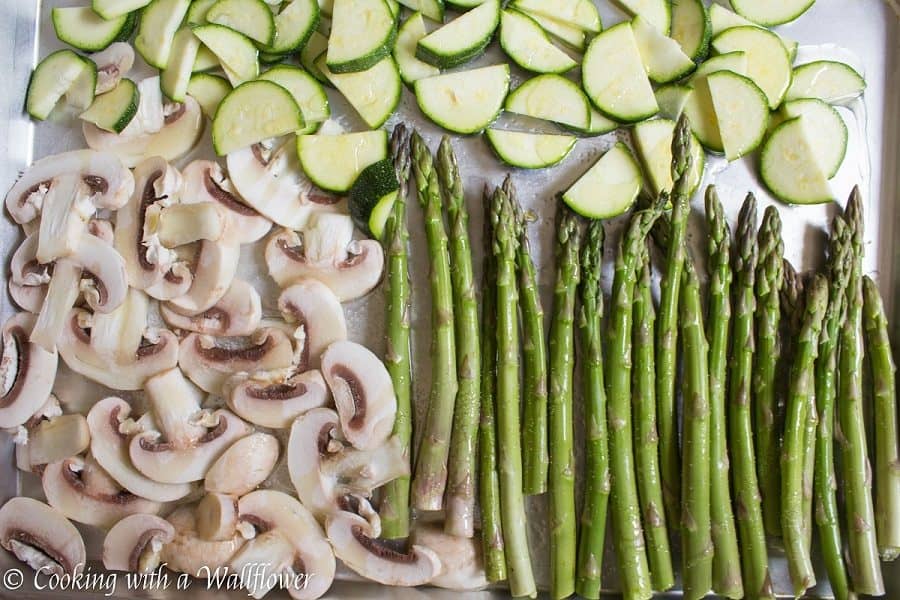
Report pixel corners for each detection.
[631,14,695,84]
[612,0,671,34]
[26,50,96,120]
[632,118,704,196]
[670,0,710,62]
[297,130,388,192]
[187,72,231,118]
[416,0,500,69]
[393,13,440,84]
[712,26,791,109]
[52,7,135,53]
[79,78,139,133]
[212,80,303,155]
[193,45,221,72]
[781,98,847,178]
[485,129,576,169]
[258,65,330,131]
[709,5,799,65]
[707,70,769,161]
[499,10,577,75]
[414,64,510,134]
[785,60,866,104]
[161,28,201,102]
[516,8,585,50]
[92,0,151,20]
[580,107,618,136]
[186,0,218,23]
[396,0,444,22]
[349,158,399,238]
[260,0,320,54]
[134,0,192,69]
[692,50,748,80]
[505,74,590,129]
[562,143,642,218]
[655,84,692,120]
[512,0,601,33]
[207,0,276,45]
[729,0,815,27]
[760,116,832,204]
[300,31,330,84]
[326,0,397,73]
[316,55,401,129]
[193,24,260,86]
[682,79,722,151]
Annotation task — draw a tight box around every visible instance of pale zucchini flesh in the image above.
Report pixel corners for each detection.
[711,25,792,109]
[396,0,444,22]
[709,5,798,67]
[485,129,576,169]
[612,0,671,34]
[707,70,769,161]
[186,0,218,24]
[562,142,642,218]
[781,98,848,178]
[670,0,710,62]
[655,84,692,120]
[729,0,815,27]
[93,0,152,20]
[135,0,192,69]
[258,65,330,129]
[300,31,331,84]
[161,28,201,102]
[206,0,277,45]
[193,24,261,86]
[416,0,500,69]
[692,50,748,80]
[760,116,833,204]
[631,14,696,84]
[193,45,221,72]
[632,118,705,196]
[505,74,590,129]
[52,7,134,53]
[580,107,618,136]
[785,60,866,104]
[316,55,401,128]
[297,130,389,192]
[393,13,440,84]
[187,73,232,118]
[327,0,397,73]
[26,50,96,120]
[414,64,510,134]
[512,0,601,33]
[212,80,303,155]
[681,78,722,152]
[79,78,139,133]
[515,8,585,50]
[499,9,577,75]
[260,0,320,54]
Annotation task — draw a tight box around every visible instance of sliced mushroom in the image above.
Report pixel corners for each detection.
[161,505,245,577]
[87,218,115,244]
[102,513,174,573]
[178,328,295,395]
[181,160,271,244]
[161,278,261,337]
[204,432,279,496]
[16,413,90,471]
[277,279,347,369]
[265,217,384,301]
[229,530,297,599]
[196,492,239,541]
[321,341,396,450]
[226,138,346,230]
[0,313,58,428]
[152,201,227,247]
[144,367,207,448]
[9,233,49,313]
[0,497,85,576]
[165,240,241,314]
[92,42,134,94]
[87,397,193,502]
[233,490,336,600]
[42,455,165,529]
[225,369,329,429]
[326,510,440,587]
[411,525,489,591]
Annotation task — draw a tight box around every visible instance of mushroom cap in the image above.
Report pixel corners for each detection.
[410,525,489,591]
[87,397,193,502]
[160,505,245,577]
[326,510,440,587]
[92,42,134,94]
[161,278,262,337]
[9,233,49,312]
[0,313,58,428]
[321,340,396,450]
[66,232,129,314]
[225,369,330,429]
[277,279,347,369]
[0,497,86,576]
[204,432,279,496]
[102,513,174,573]
[165,239,241,315]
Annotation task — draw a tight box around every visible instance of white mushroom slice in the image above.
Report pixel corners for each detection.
[42,456,165,529]
[321,341,396,450]
[180,160,272,244]
[229,530,296,599]
[17,414,90,470]
[326,510,440,587]
[92,42,135,94]
[278,279,347,369]
[152,202,226,247]
[0,313,58,428]
[9,233,49,312]
[204,432,279,496]
[225,369,329,429]
[129,409,253,484]
[0,497,86,576]
[161,506,245,577]
[226,139,346,230]
[196,493,239,541]
[411,525,489,591]
[165,240,241,314]
[287,408,409,519]
[265,221,384,302]
[144,368,207,448]
[178,328,295,394]
[235,490,336,600]
[161,278,261,337]
[102,513,174,573]
[87,218,115,244]
[87,397,193,502]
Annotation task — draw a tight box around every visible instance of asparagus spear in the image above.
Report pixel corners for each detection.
[607,206,661,600]
[729,193,773,599]
[838,188,885,595]
[814,215,852,600]
[479,184,507,583]
[379,124,413,540]
[863,274,900,561]
[492,186,537,598]
[410,132,459,511]
[753,206,784,540]
[575,220,610,600]
[704,187,743,599]
[633,241,675,592]
[507,177,549,496]
[547,207,582,600]
[438,136,480,538]
[782,275,828,595]
[478,185,507,583]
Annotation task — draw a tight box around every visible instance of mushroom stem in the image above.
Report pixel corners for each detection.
[155,202,226,247]
[36,174,90,264]
[30,261,81,352]
[144,368,206,449]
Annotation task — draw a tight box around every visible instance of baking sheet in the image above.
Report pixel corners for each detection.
[1,0,899,597]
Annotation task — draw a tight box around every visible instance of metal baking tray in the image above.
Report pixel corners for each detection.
[1,0,899,597]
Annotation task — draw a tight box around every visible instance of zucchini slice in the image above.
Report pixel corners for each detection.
[80,78,139,133]
[760,116,832,204]
[505,74,590,130]
[499,9,577,75]
[485,129,576,169]
[52,7,135,53]
[26,50,96,120]
[785,60,865,104]
[161,28,201,102]
[193,24,261,86]
[135,0,192,69]
[562,142,642,218]
[448,0,485,7]
[316,55,400,129]
[515,8,585,51]
[681,78,722,152]
[413,64,510,134]
[416,0,500,69]
[632,15,696,84]
[707,70,769,161]
[582,22,658,123]
[327,0,397,73]
[187,72,232,118]
[393,13,440,84]
[512,0,601,33]
[670,0,710,62]
[259,65,330,131]
[297,130,388,192]
[781,98,847,178]
[396,0,444,22]
[655,84,692,120]
[581,107,618,136]
[207,0,276,45]
[260,0,320,54]
[711,26,791,109]
[186,0,218,23]
[300,31,331,84]
[212,80,304,155]
[612,0,671,34]
[692,50,748,80]
[349,159,399,239]
[93,0,151,20]
[319,0,334,16]
[709,5,799,66]
[193,45,221,72]
[729,0,815,27]
[632,118,704,196]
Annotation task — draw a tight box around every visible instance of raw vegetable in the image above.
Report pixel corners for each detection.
[326,0,397,73]
[786,60,866,104]
[414,64,510,134]
[260,0,320,54]
[512,0,601,32]
[211,80,303,155]
[79,78,139,134]
[52,7,136,53]
[499,10,577,75]
[160,28,201,102]
[631,15,695,84]
[26,50,97,120]
[316,56,401,128]
[192,24,260,86]
[505,74,591,130]
[613,0,671,34]
[781,99,847,179]
[485,129,575,169]
[562,143,642,219]
[760,117,833,205]
[206,0,276,46]
[187,73,231,118]
[416,0,500,69]
[348,159,399,239]
[707,70,769,161]
[711,26,791,109]
[296,129,388,192]
[515,8,586,50]
[134,0,192,69]
[393,13,440,84]
[670,0,710,62]
[93,0,151,20]
[730,0,816,27]
[631,118,704,196]
[258,65,330,132]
